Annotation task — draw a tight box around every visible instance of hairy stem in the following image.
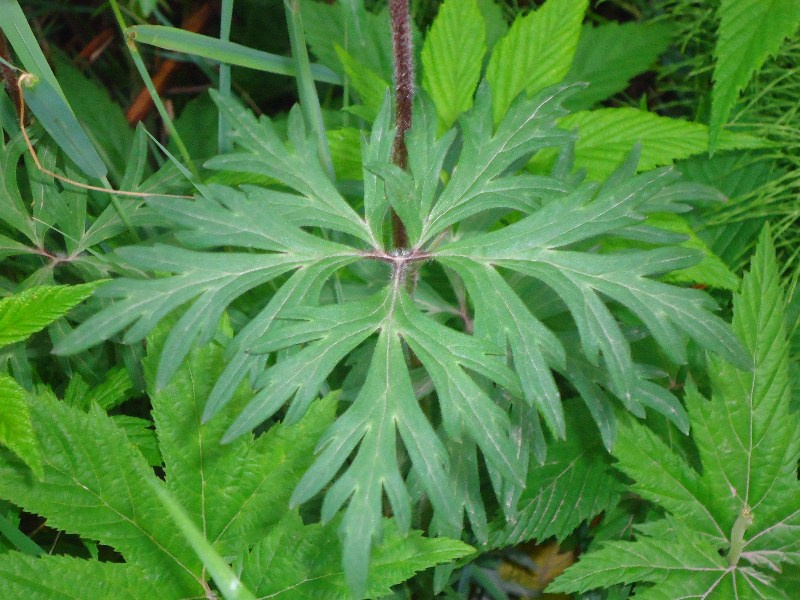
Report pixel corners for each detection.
[389,0,413,249]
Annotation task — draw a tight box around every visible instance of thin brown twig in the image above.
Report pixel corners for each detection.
[16,73,193,200]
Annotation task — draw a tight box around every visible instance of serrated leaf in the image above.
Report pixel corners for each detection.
[0,392,203,597]
[549,519,728,594]
[64,367,133,412]
[710,0,800,149]
[240,512,473,600]
[0,553,167,600]
[648,213,740,290]
[488,405,620,547]
[552,227,800,597]
[0,375,41,479]
[531,108,768,179]
[148,479,257,600]
[563,21,673,111]
[421,0,486,131]
[145,323,338,557]
[486,0,588,123]
[0,283,101,347]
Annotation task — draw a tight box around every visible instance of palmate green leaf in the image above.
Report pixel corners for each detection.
[551,228,800,597]
[710,0,800,150]
[417,83,578,245]
[54,183,361,390]
[0,283,100,347]
[421,0,486,131]
[486,0,588,124]
[206,92,378,245]
[530,108,768,179]
[439,157,747,431]
[225,284,520,596]
[50,67,752,596]
[240,512,473,600]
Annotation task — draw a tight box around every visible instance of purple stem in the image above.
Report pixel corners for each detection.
[389,0,413,248]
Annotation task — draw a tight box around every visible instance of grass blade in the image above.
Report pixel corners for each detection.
[218,0,234,153]
[128,25,342,85]
[148,477,257,600]
[284,0,335,179]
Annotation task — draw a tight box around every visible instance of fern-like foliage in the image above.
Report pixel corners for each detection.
[0,325,469,598]
[54,73,749,593]
[551,227,800,598]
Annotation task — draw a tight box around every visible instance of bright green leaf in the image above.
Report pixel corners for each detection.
[0,375,41,479]
[552,227,800,598]
[240,512,473,599]
[0,283,101,347]
[421,0,486,130]
[531,107,768,179]
[486,0,588,123]
[0,554,167,600]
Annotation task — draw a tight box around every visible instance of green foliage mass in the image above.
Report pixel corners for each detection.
[0,325,470,599]
[551,228,800,597]
[2,0,798,597]
[51,0,757,590]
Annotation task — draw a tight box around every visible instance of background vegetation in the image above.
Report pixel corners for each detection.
[0,0,798,598]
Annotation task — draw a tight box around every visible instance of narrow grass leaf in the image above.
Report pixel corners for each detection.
[19,75,108,179]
